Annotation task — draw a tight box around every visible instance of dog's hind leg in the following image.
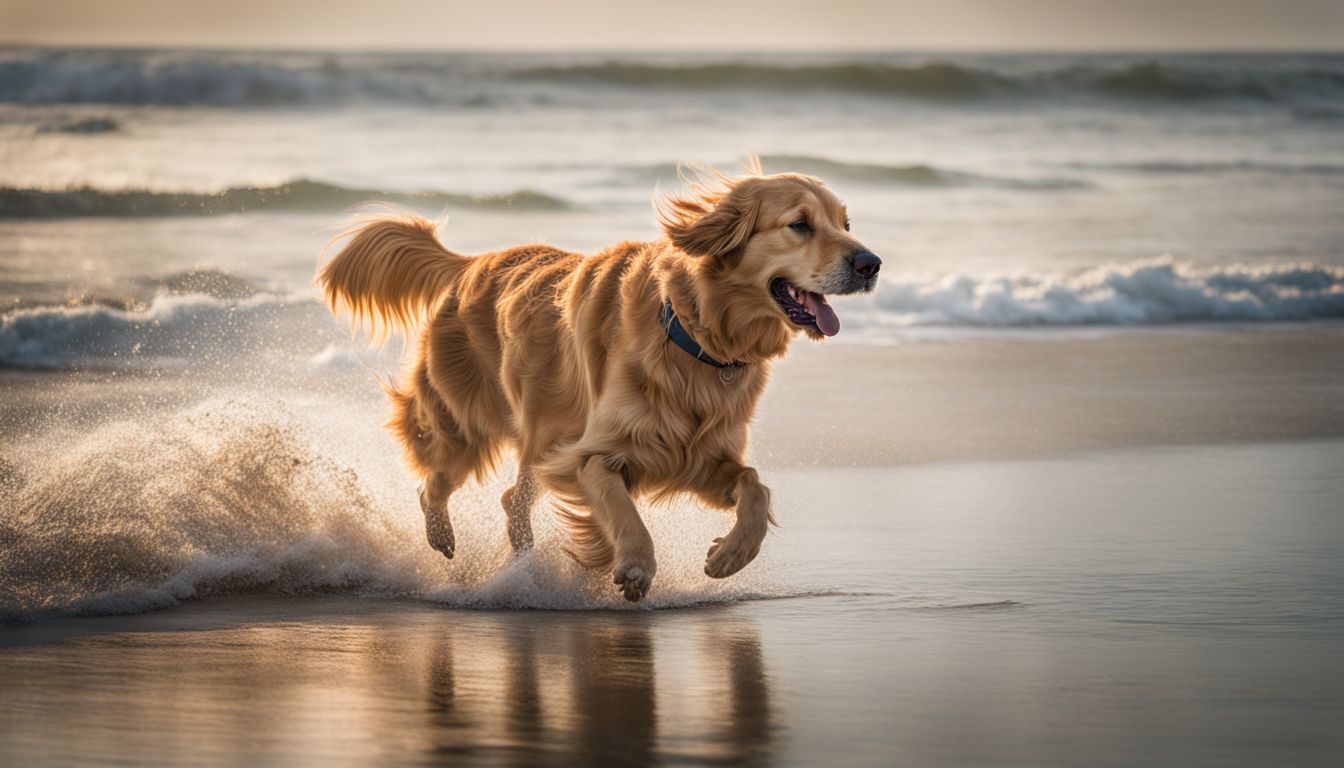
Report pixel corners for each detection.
[418,471,459,558]
[500,465,536,552]
[388,367,480,560]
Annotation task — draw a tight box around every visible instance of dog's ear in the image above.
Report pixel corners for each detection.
[659,178,762,263]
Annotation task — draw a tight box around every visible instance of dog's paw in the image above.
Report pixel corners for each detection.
[419,485,455,560]
[613,562,653,602]
[705,534,760,579]
[425,518,455,560]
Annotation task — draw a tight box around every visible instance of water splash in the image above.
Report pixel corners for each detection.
[0,397,795,621]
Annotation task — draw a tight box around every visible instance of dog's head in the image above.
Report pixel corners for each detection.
[659,164,879,340]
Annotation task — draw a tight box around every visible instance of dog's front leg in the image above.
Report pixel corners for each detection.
[705,462,774,579]
[577,455,657,602]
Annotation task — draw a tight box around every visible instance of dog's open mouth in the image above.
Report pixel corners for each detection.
[771,277,840,337]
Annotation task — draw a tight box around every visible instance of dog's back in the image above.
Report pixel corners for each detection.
[318,215,650,512]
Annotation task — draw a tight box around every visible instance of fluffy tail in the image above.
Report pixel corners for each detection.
[318,214,471,344]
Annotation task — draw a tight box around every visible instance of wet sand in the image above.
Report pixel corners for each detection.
[4,329,1344,766]
[755,325,1344,466]
[4,440,1344,766]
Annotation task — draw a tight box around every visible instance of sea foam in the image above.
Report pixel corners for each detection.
[0,292,300,369]
[4,259,1342,371]
[854,258,1344,329]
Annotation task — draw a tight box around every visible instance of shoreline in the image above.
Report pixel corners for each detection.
[756,325,1344,466]
[4,325,1344,467]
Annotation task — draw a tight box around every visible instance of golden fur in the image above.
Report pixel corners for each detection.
[318,163,877,601]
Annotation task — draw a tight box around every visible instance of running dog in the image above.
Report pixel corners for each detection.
[318,161,880,601]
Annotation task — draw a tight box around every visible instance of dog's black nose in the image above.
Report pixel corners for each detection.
[851,251,881,279]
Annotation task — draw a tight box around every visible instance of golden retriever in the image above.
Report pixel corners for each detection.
[318,161,880,601]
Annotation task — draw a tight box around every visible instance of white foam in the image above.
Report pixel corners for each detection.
[4,259,1342,373]
[844,258,1344,328]
[0,292,301,369]
[306,342,363,372]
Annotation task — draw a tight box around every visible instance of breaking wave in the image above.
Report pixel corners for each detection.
[0,400,791,621]
[854,259,1344,328]
[759,154,1085,189]
[1067,160,1344,176]
[0,48,473,106]
[513,60,1003,99]
[624,154,1086,189]
[511,57,1344,105]
[2,48,1341,107]
[4,259,1342,373]
[0,179,573,219]
[0,291,301,369]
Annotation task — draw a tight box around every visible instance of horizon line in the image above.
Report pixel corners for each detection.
[2,41,1342,56]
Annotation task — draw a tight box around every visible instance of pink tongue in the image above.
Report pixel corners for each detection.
[801,291,840,336]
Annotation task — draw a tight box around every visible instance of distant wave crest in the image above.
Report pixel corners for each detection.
[513,58,1344,104]
[1068,159,1344,176]
[0,179,572,219]
[0,49,451,106]
[759,154,1086,189]
[625,154,1085,189]
[2,49,1341,107]
[513,60,1002,99]
[858,259,1344,328]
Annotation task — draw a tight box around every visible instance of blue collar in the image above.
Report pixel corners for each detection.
[660,299,743,371]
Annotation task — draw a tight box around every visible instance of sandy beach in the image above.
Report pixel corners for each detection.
[4,329,1344,765]
[4,43,1344,767]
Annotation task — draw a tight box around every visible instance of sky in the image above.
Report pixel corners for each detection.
[2,0,1342,51]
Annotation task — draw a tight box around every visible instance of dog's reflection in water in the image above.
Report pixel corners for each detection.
[423,616,775,766]
[0,606,774,765]
[716,630,774,763]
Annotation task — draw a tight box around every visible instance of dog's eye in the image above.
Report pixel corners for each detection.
[844,219,851,232]
[788,218,812,234]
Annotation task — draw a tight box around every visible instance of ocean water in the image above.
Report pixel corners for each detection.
[2,48,1344,764]
[2,49,1344,337]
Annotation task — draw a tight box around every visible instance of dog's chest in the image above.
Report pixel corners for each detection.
[648,372,760,448]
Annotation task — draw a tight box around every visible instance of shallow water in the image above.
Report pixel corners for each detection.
[3,441,1342,766]
[3,47,1344,766]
